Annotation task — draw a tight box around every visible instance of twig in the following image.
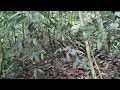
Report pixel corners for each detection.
[92,55,103,79]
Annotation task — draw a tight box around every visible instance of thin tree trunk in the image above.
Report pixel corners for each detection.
[22,22,25,49]
[95,11,109,53]
[0,37,4,74]
[78,11,97,79]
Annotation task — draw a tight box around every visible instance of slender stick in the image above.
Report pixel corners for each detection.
[78,11,97,79]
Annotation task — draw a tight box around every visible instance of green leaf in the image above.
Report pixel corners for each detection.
[15,24,22,29]
[63,46,71,51]
[110,23,119,29]
[7,51,15,58]
[97,33,102,39]
[66,52,71,62]
[69,49,76,56]
[33,38,38,46]
[8,11,25,20]
[26,35,32,44]
[18,42,23,49]
[75,50,85,55]
[73,57,81,69]
[82,63,88,70]
[115,12,120,17]
[2,60,11,70]
[97,40,102,49]
[37,69,44,73]
[41,54,44,60]
[62,58,67,63]
[54,48,60,55]
[29,11,39,22]
[104,31,108,39]
[6,64,14,74]
[111,36,114,40]
[16,15,26,24]
[44,23,52,29]
[80,26,96,31]
[33,69,37,79]
[30,52,36,60]
[35,55,39,61]
[50,19,56,27]
[40,50,46,54]
[0,58,2,72]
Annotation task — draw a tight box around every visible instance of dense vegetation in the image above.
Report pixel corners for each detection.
[0,11,120,79]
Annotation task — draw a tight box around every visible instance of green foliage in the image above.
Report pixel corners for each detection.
[79,26,96,31]
[115,12,120,17]
[0,11,120,79]
[110,23,119,29]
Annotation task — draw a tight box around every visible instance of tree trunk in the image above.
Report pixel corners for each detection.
[0,37,4,74]
[95,11,109,53]
[78,11,97,79]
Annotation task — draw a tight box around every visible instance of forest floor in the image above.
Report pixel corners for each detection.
[15,55,120,79]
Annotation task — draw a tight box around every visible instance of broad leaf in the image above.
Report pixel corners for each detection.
[35,55,39,62]
[8,11,25,20]
[18,42,23,49]
[97,40,102,49]
[66,52,71,62]
[33,69,37,79]
[62,58,68,63]
[41,54,44,60]
[29,11,40,22]
[73,57,81,69]
[33,38,38,46]
[69,49,76,56]
[16,15,26,24]
[82,63,88,70]
[30,52,36,60]
[37,69,44,73]
[110,23,119,29]
[115,12,120,17]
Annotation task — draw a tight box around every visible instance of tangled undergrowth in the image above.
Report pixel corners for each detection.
[1,51,120,79]
[20,55,120,79]
[0,11,120,79]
